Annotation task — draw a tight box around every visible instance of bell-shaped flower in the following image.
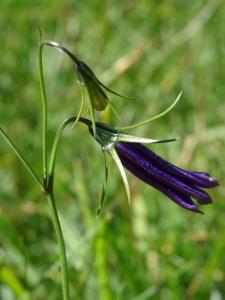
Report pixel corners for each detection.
[81,119,218,213]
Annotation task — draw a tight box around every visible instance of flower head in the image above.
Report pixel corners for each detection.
[84,119,218,213]
[115,142,218,213]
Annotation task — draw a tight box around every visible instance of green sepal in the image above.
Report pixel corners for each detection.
[96,78,136,101]
[120,91,182,130]
[97,151,109,215]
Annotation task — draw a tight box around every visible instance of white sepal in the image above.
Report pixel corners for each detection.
[109,148,131,205]
[118,133,177,144]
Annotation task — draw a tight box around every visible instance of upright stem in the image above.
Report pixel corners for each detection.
[38,44,48,188]
[39,42,70,299]
[95,219,112,300]
[47,191,70,300]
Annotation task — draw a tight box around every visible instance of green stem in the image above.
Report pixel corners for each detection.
[38,43,48,187]
[47,116,86,300]
[0,127,43,189]
[48,117,77,187]
[48,116,91,188]
[95,219,111,300]
[39,40,71,299]
[46,192,70,300]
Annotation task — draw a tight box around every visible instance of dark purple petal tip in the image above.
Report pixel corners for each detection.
[115,142,218,213]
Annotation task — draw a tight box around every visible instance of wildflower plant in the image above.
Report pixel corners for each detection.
[0,37,219,300]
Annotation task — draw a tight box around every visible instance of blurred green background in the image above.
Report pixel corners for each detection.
[0,1,225,299]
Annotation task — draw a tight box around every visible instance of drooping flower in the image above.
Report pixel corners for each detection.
[40,40,133,134]
[81,118,218,213]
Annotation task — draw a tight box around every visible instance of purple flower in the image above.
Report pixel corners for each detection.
[115,142,218,213]
[77,117,219,213]
[82,119,218,214]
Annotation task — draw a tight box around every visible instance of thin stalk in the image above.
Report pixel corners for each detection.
[0,127,43,189]
[40,40,80,64]
[39,39,72,299]
[46,192,70,300]
[46,119,95,300]
[95,219,112,300]
[38,43,48,187]
[48,115,92,191]
[71,83,85,129]
[47,117,83,300]
[48,117,77,187]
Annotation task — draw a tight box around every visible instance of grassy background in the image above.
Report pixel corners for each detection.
[0,1,225,299]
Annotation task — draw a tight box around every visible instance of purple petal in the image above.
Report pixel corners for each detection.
[192,172,219,184]
[126,143,218,188]
[115,142,212,205]
[119,154,202,213]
